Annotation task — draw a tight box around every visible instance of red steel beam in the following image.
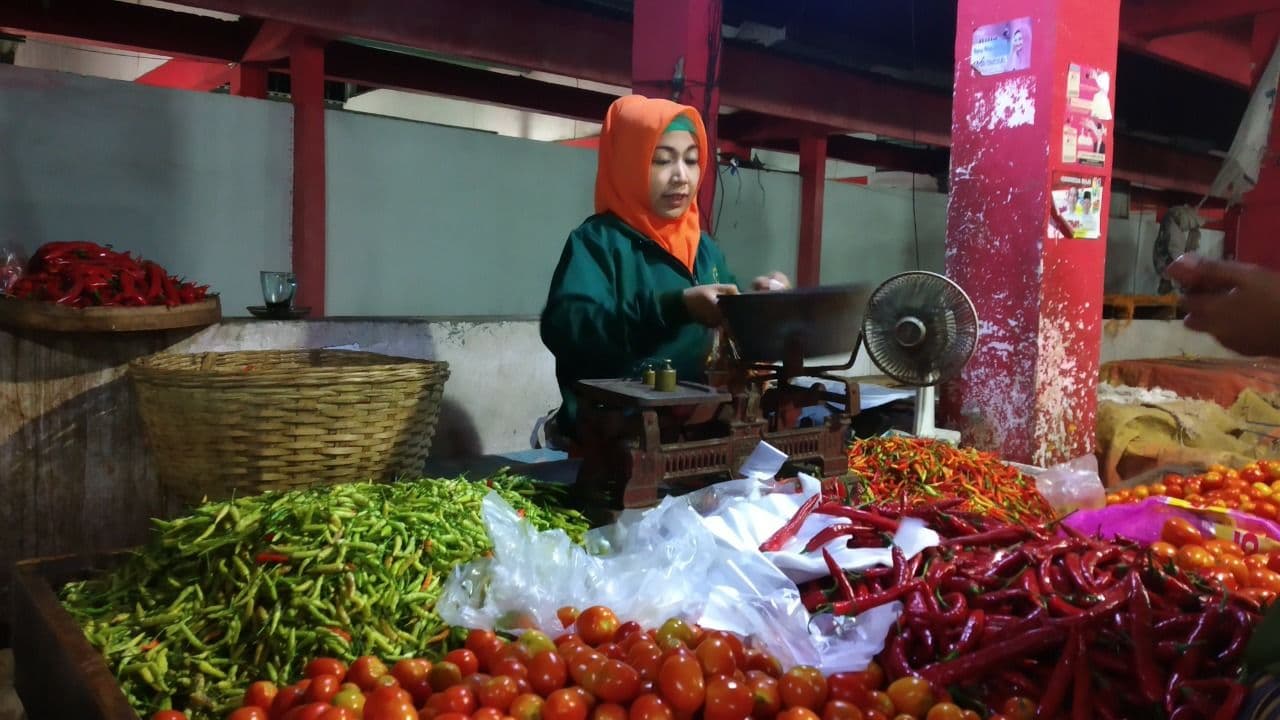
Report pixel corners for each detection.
[1121,30,1252,87]
[231,63,269,98]
[290,38,327,316]
[1121,0,1280,38]
[0,0,255,62]
[797,136,827,288]
[135,58,232,91]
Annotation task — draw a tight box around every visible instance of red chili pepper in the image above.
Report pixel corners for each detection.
[832,580,925,616]
[1047,595,1085,617]
[816,504,901,532]
[759,493,821,552]
[254,551,290,565]
[146,261,165,302]
[881,627,914,679]
[1126,571,1163,705]
[919,625,1065,688]
[821,548,856,605]
[1069,630,1091,720]
[1217,605,1257,664]
[1035,627,1077,719]
[1165,607,1218,714]
[941,526,1032,547]
[805,523,864,553]
[950,609,985,656]
[55,276,84,305]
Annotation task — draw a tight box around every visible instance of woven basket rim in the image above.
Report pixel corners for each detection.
[130,349,446,371]
[129,350,449,388]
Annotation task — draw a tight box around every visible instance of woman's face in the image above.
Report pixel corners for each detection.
[649,130,701,220]
[1012,29,1024,52]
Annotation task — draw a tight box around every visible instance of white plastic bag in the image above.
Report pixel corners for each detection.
[1011,454,1106,514]
[437,471,941,673]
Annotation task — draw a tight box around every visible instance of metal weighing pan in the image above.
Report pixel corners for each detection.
[718,283,872,363]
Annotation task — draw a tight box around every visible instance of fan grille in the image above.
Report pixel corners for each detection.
[861,271,978,386]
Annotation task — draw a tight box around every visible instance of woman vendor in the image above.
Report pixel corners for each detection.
[538,95,791,450]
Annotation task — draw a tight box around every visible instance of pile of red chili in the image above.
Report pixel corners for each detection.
[791,498,1260,720]
[847,436,1054,524]
[3,241,210,308]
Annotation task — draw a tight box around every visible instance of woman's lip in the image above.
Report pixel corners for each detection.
[663,193,688,203]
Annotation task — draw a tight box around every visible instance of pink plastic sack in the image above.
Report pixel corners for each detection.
[1064,496,1280,554]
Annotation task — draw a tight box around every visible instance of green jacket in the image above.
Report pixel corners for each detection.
[540,213,738,438]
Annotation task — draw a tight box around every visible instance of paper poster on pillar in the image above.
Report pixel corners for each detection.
[1049,175,1105,239]
[1062,64,1113,167]
[970,17,1032,76]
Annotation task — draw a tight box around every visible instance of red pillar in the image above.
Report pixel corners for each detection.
[944,0,1120,465]
[290,38,326,315]
[631,0,723,233]
[1231,12,1280,271]
[231,63,269,99]
[797,136,827,287]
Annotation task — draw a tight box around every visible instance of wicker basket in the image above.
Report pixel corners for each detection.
[129,349,449,503]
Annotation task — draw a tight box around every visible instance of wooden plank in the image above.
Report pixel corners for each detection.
[12,554,137,720]
[0,327,197,639]
[0,296,221,333]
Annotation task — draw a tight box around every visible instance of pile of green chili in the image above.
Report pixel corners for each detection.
[59,474,588,719]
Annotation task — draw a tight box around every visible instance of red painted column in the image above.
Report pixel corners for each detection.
[797,136,827,287]
[1231,12,1280,271]
[944,0,1120,465]
[290,38,327,315]
[231,63,269,99]
[631,0,723,233]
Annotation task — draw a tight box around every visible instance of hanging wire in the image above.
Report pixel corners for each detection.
[909,0,923,270]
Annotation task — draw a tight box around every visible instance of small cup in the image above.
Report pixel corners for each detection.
[260,271,297,310]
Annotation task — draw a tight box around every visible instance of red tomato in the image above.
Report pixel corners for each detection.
[492,658,531,682]
[479,675,521,712]
[243,680,279,710]
[999,698,1035,720]
[305,658,349,681]
[822,701,865,720]
[657,651,706,713]
[592,704,629,720]
[577,607,622,647]
[826,673,870,705]
[777,709,821,720]
[865,691,896,718]
[885,678,933,719]
[590,660,642,705]
[446,650,481,678]
[558,607,581,628]
[616,622,644,646]
[430,662,466,691]
[304,674,342,704]
[924,705,965,720]
[628,695,674,720]
[432,686,479,717]
[695,636,738,677]
[519,632,558,659]
[150,713,188,720]
[544,689,589,720]
[1161,518,1206,547]
[468,631,507,673]
[228,707,267,720]
[392,659,433,705]
[1206,568,1241,591]
[620,641,658,682]
[271,685,308,719]
[1220,555,1253,586]
[526,651,568,696]
[472,709,504,720]
[779,667,828,711]
[465,674,494,696]
[747,672,782,720]
[510,694,546,720]
[351,656,391,692]
[861,663,885,693]
[365,686,417,720]
[862,714,888,720]
[704,676,755,720]
[318,708,354,720]
[1251,568,1280,593]
[1176,545,1217,573]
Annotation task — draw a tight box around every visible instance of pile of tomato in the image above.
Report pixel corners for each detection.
[1108,461,1280,520]
[148,606,1045,720]
[1153,516,1280,606]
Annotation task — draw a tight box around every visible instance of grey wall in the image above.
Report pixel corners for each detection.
[822,183,948,283]
[0,65,292,312]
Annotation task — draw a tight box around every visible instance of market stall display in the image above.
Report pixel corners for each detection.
[52,476,589,719]
[0,241,221,331]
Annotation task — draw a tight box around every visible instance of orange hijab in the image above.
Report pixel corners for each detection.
[595,95,708,272]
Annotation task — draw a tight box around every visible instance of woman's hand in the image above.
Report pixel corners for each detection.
[683,283,739,326]
[1167,254,1280,356]
[752,272,792,291]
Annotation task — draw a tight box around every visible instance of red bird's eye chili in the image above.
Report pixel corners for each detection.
[3,242,211,308]
[759,494,821,553]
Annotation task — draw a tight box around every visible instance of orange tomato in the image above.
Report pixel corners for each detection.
[1241,499,1258,514]
[1245,553,1273,571]
[1149,541,1178,563]
[1208,464,1230,475]
[1205,568,1240,591]
[1133,486,1151,500]
[1249,568,1280,593]
[1203,540,1243,558]
[1161,518,1207,547]
[1220,555,1252,586]
[1176,545,1217,573]
[1149,483,1168,497]
[1106,495,1122,506]
[1202,472,1225,490]
[1238,587,1278,607]
[1257,502,1280,521]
